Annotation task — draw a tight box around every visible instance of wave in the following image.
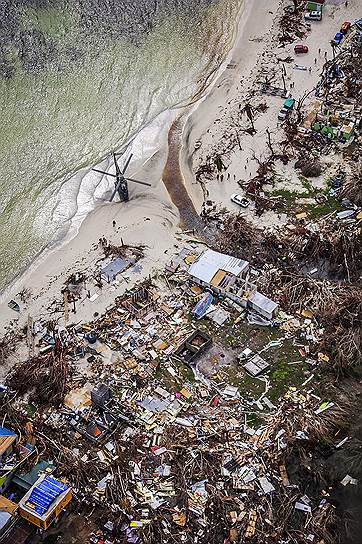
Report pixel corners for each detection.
[0,0,242,291]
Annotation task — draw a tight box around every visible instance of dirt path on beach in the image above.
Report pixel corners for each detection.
[162,113,204,233]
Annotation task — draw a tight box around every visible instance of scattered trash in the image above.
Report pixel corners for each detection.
[341,474,358,486]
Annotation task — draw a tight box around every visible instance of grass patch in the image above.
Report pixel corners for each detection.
[25,403,37,417]
[185,311,309,404]
[266,188,311,214]
[267,188,309,200]
[299,176,316,195]
[155,360,195,392]
[222,362,265,399]
[304,197,342,219]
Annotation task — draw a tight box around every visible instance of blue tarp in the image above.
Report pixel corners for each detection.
[193,292,213,319]
[0,426,16,437]
[27,476,68,516]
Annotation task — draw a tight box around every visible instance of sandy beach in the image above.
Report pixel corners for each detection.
[0,0,359,331]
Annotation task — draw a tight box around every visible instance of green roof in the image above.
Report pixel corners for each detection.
[284,98,295,109]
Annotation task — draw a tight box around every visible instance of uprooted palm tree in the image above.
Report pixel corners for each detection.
[241,103,256,134]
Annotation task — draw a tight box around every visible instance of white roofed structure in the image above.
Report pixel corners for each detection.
[248,291,278,320]
[188,250,249,284]
[187,249,278,320]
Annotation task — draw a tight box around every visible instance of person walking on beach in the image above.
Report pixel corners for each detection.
[308,67,312,74]
[345,1,348,7]
[112,220,116,228]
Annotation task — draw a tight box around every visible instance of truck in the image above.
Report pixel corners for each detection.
[305,1,323,21]
[278,98,295,122]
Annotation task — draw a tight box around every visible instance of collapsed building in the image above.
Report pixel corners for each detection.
[188,249,278,320]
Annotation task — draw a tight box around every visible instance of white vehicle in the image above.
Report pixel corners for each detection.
[278,108,289,121]
[304,11,322,21]
[231,193,250,208]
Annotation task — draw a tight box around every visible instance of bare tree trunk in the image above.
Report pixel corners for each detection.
[266,128,275,156]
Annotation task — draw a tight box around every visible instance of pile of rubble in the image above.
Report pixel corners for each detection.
[1,238,360,544]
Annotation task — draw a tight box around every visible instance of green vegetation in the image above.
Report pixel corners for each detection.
[155,359,195,392]
[267,187,310,200]
[25,403,37,417]
[305,197,342,218]
[266,187,311,214]
[196,316,309,408]
[299,176,315,194]
[266,176,342,219]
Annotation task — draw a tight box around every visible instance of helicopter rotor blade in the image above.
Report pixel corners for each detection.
[113,152,122,176]
[125,177,152,187]
[92,168,117,178]
[110,179,122,202]
[122,153,133,175]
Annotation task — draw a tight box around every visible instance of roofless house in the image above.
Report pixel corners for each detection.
[92,152,151,203]
[18,474,72,529]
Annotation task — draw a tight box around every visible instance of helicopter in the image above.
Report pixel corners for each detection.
[92,152,151,203]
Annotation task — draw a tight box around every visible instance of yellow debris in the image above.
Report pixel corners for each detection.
[172,512,187,526]
[318,352,330,362]
[180,387,192,399]
[301,308,314,318]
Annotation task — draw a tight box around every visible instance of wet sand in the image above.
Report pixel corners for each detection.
[162,113,204,232]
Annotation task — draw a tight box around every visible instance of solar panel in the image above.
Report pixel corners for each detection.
[26,476,68,516]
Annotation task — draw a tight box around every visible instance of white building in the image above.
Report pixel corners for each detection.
[188,249,278,320]
[188,249,249,295]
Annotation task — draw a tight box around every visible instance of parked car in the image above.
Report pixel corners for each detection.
[333,32,344,45]
[340,21,351,34]
[294,44,309,54]
[230,194,250,208]
[304,11,322,21]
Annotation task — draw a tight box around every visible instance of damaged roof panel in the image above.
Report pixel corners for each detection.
[188,249,249,284]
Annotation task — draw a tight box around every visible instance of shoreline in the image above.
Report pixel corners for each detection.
[1,0,339,329]
[0,106,180,302]
[0,1,245,305]
[0,0,248,325]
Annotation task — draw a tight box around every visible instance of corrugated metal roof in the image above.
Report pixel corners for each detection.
[26,476,68,517]
[188,250,249,284]
[101,257,134,281]
[249,291,278,314]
